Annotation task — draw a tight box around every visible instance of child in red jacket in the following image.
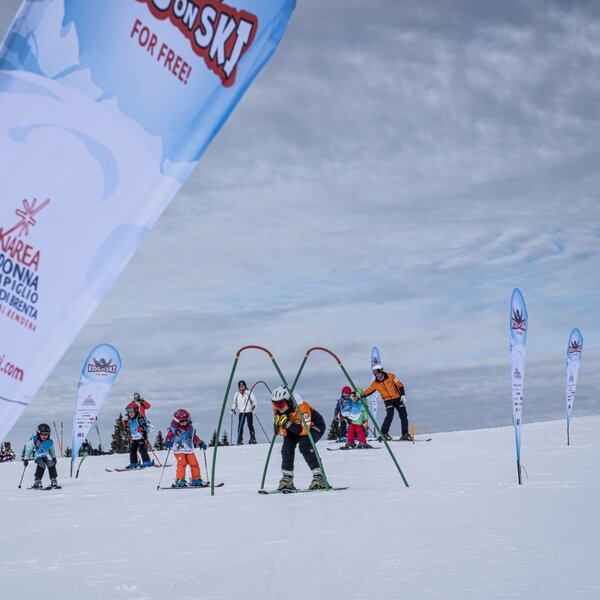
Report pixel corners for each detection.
[165,409,207,487]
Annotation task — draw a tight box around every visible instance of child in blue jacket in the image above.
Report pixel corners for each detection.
[23,423,59,489]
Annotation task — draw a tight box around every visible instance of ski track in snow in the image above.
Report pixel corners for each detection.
[1,417,600,599]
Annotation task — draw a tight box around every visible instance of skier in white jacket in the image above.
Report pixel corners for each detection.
[230,380,257,445]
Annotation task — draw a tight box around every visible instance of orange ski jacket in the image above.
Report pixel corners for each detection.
[363,372,405,401]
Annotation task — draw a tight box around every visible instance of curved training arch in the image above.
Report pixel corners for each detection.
[210,345,330,495]
[260,346,410,488]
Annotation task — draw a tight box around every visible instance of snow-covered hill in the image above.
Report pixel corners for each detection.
[2,417,599,600]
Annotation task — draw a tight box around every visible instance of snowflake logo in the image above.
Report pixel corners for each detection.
[13,198,50,237]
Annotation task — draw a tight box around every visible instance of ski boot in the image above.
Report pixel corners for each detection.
[308,472,327,490]
[278,473,295,491]
[377,433,392,442]
[400,433,412,441]
[356,442,370,449]
[248,435,257,445]
[190,478,205,487]
[338,436,347,444]
[340,442,356,450]
[32,479,43,489]
[126,462,140,469]
[174,479,187,487]
[141,460,154,468]
[50,478,59,488]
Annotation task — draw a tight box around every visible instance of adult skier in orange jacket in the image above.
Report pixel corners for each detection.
[363,364,410,441]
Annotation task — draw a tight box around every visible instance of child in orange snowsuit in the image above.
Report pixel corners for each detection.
[164,409,207,487]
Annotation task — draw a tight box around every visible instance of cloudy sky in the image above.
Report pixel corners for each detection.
[2,0,600,449]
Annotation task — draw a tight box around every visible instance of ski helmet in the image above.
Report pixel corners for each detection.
[271,386,290,403]
[271,385,291,411]
[238,380,247,389]
[126,401,138,413]
[37,423,51,435]
[372,364,384,373]
[173,409,190,424]
[341,386,352,395]
[354,387,364,396]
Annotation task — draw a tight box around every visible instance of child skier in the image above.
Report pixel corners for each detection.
[271,386,326,491]
[333,386,352,443]
[164,409,207,487]
[341,388,372,449]
[122,402,153,468]
[23,423,60,489]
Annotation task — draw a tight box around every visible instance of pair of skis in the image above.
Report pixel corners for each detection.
[327,445,380,451]
[258,486,348,495]
[104,464,171,472]
[158,482,224,490]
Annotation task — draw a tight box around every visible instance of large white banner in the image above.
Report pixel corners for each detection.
[71,343,122,461]
[565,328,583,445]
[0,0,295,441]
[509,288,527,483]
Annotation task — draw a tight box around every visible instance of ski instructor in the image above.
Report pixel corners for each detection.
[363,364,411,441]
[271,386,326,491]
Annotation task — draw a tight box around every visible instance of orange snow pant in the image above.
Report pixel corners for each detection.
[175,452,201,480]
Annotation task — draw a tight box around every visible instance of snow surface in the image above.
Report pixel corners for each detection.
[1,417,599,600]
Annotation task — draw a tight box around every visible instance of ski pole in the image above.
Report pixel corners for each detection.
[253,413,271,443]
[229,412,233,444]
[202,447,208,483]
[145,439,162,467]
[156,448,171,490]
[18,462,28,488]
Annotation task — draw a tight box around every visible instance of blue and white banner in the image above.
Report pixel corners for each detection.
[0,0,295,442]
[509,288,527,480]
[565,328,583,443]
[370,346,381,419]
[71,343,122,460]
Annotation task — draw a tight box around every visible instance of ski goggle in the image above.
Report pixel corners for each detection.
[39,431,50,437]
[272,400,288,411]
[126,409,136,415]
[177,419,189,426]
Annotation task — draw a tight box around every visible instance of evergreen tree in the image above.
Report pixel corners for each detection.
[327,418,340,441]
[64,447,72,457]
[220,431,230,446]
[110,413,129,454]
[154,430,165,451]
[208,430,218,447]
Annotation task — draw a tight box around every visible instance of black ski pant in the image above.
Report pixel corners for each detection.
[237,413,256,444]
[130,439,151,464]
[34,456,57,481]
[281,428,324,473]
[381,397,409,436]
[337,418,347,439]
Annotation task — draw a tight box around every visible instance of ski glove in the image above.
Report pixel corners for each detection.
[274,414,292,429]
[197,441,207,450]
[231,409,236,415]
[400,396,407,405]
[165,441,173,448]
[22,459,29,467]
